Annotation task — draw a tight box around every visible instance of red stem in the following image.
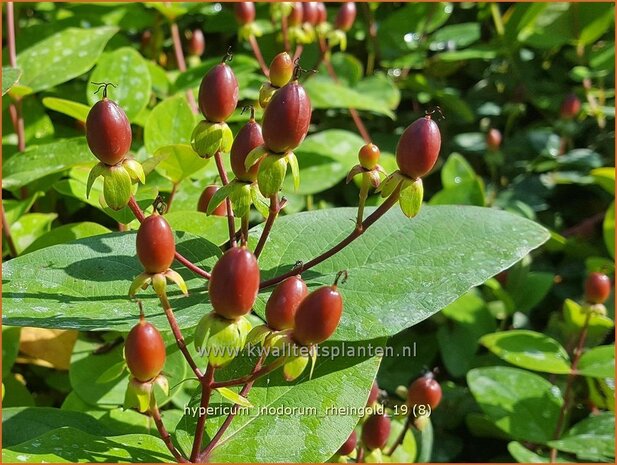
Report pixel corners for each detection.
[150,405,188,463]
[281,14,290,52]
[386,415,411,456]
[254,195,279,258]
[191,365,215,462]
[260,186,401,289]
[166,183,178,213]
[168,16,198,114]
[292,44,304,63]
[214,152,237,247]
[248,34,269,77]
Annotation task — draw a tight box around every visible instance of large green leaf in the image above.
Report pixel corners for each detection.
[144,95,195,155]
[578,345,615,379]
[479,330,572,374]
[164,211,239,246]
[42,97,90,123]
[23,222,111,254]
[467,366,563,444]
[16,26,118,92]
[547,413,615,461]
[154,144,209,184]
[2,67,21,95]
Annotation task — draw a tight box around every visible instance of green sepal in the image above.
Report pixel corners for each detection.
[283,353,310,382]
[229,181,253,218]
[216,387,253,408]
[270,1,293,20]
[194,312,252,368]
[328,29,347,51]
[152,273,167,297]
[102,165,132,211]
[259,83,277,109]
[246,324,272,347]
[238,22,263,42]
[364,448,383,463]
[164,269,188,296]
[220,122,234,153]
[86,162,107,199]
[206,181,234,216]
[257,154,288,197]
[377,170,405,198]
[308,345,318,380]
[398,177,424,218]
[191,120,226,158]
[286,151,300,191]
[346,164,364,184]
[244,144,269,171]
[250,184,270,218]
[129,272,152,297]
[122,158,146,184]
[152,374,169,405]
[123,377,153,413]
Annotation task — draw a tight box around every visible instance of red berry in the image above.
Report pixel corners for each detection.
[584,272,611,304]
[234,2,255,25]
[262,80,312,154]
[231,117,265,182]
[560,93,581,119]
[187,29,205,57]
[367,380,379,406]
[302,2,319,25]
[288,2,303,27]
[358,143,380,170]
[269,52,294,88]
[209,247,260,320]
[407,374,442,410]
[86,98,132,166]
[486,128,502,151]
[335,2,356,32]
[125,316,166,382]
[136,214,176,274]
[362,413,391,451]
[198,63,239,123]
[396,115,441,179]
[337,430,357,456]
[316,2,327,24]
[292,283,342,345]
[265,275,308,330]
[197,185,227,216]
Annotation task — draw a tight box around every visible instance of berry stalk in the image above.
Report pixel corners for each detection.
[150,404,188,463]
[190,365,216,462]
[167,6,198,113]
[214,151,237,247]
[254,194,280,258]
[248,34,269,77]
[385,415,411,456]
[356,172,371,228]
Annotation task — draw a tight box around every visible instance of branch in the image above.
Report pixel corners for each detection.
[167,5,198,114]
[191,365,215,462]
[254,194,280,258]
[150,404,188,463]
[260,186,401,289]
[292,44,303,63]
[281,14,290,52]
[386,415,411,456]
[211,356,286,389]
[248,34,269,77]
[214,151,237,247]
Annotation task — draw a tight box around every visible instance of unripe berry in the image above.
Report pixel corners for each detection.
[396,115,441,179]
[358,143,380,170]
[234,2,255,25]
[187,29,205,57]
[230,117,265,182]
[335,2,356,32]
[584,272,611,304]
[367,380,379,406]
[560,93,581,119]
[125,316,166,382]
[265,275,308,330]
[198,63,239,123]
[292,279,343,345]
[209,247,260,320]
[302,2,319,25]
[361,413,391,451]
[197,185,227,216]
[407,374,442,410]
[86,98,132,166]
[136,214,176,274]
[269,52,294,88]
[288,2,303,27]
[337,430,357,456]
[486,128,502,151]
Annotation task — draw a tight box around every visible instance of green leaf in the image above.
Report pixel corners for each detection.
[144,95,195,155]
[578,345,615,379]
[467,366,563,444]
[23,222,111,254]
[590,167,615,195]
[216,387,253,408]
[9,212,58,254]
[2,138,91,190]
[42,97,90,123]
[3,374,35,407]
[441,153,476,188]
[3,193,42,225]
[164,211,238,246]
[354,74,401,111]
[87,47,152,120]
[2,67,21,95]
[480,330,571,374]
[2,326,21,378]
[16,26,118,92]
[2,427,174,463]
[508,441,569,463]
[604,201,615,259]
[154,144,209,184]
[547,413,615,461]
[173,55,259,93]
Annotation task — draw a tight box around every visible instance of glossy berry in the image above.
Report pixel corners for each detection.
[407,374,442,410]
[396,115,441,179]
[560,93,581,119]
[486,128,502,151]
[302,2,319,25]
[367,380,379,406]
[337,430,357,456]
[125,316,166,382]
[86,98,132,165]
[316,2,327,24]
[234,2,255,25]
[584,272,611,304]
[209,247,260,320]
[292,279,343,345]
[198,63,239,123]
[335,2,356,32]
[269,52,294,88]
[358,143,380,170]
[187,29,205,56]
[288,2,303,27]
[136,214,176,274]
[197,185,227,216]
[361,413,391,451]
[230,117,265,182]
[262,80,312,154]
[265,275,308,330]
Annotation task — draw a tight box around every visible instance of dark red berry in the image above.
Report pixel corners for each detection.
[337,430,357,456]
[361,413,391,451]
[302,2,319,25]
[262,80,312,154]
[197,185,227,216]
[288,2,303,27]
[335,2,356,32]
[187,29,205,56]
[292,282,342,345]
[230,117,265,182]
[358,143,380,170]
[316,2,327,24]
[560,93,581,119]
[486,128,502,151]
[86,98,132,165]
[266,275,308,330]
[234,2,255,25]
[367,380,379,406]
[407,374,442,410]
[396,115,441,179]
[141,30,152,51]
[198,63,239,123]
[209,247,260,320]
[584,272,611,304]
[125,316,166,382]
[136,214,176,274]
[269,52,294,88]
